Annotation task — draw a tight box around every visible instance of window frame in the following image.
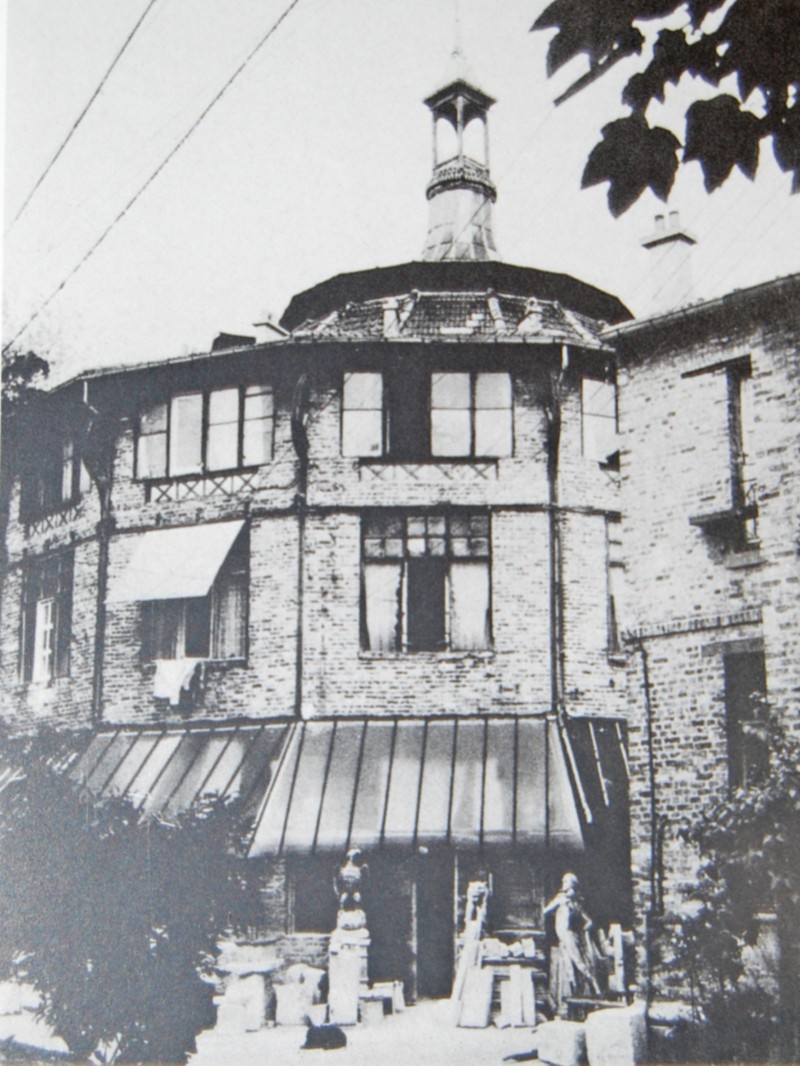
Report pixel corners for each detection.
[341,369,514,461]
[20,551,74,684]
[360,511,493,654]
[135,383,274,481]
[581,376,619,466]
[141,530,249,663]
[430,371,514,459]
[21,438,89,521]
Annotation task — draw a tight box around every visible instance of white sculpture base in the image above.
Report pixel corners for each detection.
[328,924,370,1026]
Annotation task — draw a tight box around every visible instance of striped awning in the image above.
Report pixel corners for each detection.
[248,716,602,857]
[68,723,288,819]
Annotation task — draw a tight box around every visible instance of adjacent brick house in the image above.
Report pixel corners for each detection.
[608,271,800,950]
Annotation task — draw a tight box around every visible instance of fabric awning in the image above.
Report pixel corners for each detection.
[68,723,287,819]
[107,519,244,603]
[248,716,600,857]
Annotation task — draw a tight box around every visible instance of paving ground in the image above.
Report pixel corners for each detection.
[190,1000,538,1066]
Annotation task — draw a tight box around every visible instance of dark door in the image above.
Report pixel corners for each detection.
[724,650,768,789]
[415,849,455,999]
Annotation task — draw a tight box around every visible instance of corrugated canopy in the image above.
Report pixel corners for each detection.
[107,520,244,603]
[68,723,287,819]
[248,716,604,857]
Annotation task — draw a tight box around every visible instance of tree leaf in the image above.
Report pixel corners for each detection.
[684,95,762,190]
[582,115,679,215]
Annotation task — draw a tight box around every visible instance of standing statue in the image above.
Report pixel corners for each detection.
[543,873,602,1015]
[333,848,369,931]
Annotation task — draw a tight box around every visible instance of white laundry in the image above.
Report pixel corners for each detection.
[152,659,203,706]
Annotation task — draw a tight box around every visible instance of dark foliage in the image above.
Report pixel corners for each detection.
[533,0,800,214]
[653,711,800,1062]
[0,733,262,1063]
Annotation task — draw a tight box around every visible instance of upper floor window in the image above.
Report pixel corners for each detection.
[581,378,618,465]
[430,372,512,457]
[362,512,491,653]
[606,517,624,656]
[21,439,90,520]
[21,552,73,683]
[142,531,248,661]
[136,384,273,479]
[342,370,512,460]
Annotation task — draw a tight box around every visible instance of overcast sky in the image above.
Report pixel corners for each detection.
[3,0,799,384]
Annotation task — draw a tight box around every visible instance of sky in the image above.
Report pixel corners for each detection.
[3,0,800,385]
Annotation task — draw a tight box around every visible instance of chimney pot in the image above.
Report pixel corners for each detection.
[654,214,665,231]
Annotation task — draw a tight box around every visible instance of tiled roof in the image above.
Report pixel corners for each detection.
[290,289,610,349]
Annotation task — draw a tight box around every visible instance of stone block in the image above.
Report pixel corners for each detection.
[537,1019,587,1066]
[585,1004,646,1066]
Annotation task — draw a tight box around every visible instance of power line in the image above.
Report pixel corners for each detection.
[3,0,304,357]
[8,0,161,232]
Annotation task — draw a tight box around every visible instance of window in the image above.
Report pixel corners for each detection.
[430,372,512,457]
[606,518,624,655]
[724,651,768,789]
[341,370,513,460]
[136,384,273,479]
[22,439,90,520]
[342,373,384,456]
[362,513,491,652]
[581,378,618,465]
[143,534,248,660]
[21,553,73,683]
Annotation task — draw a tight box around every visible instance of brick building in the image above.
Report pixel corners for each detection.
[609,268,800,944]
[6,54,797,1008]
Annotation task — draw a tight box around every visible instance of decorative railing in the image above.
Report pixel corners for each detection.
[358,461,497,483]
[25,501,85,538]
[146,470,260,503]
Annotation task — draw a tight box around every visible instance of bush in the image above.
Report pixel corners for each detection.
[0,733,262,1063]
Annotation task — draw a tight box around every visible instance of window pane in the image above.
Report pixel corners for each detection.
[61,442,74,501]
[212,576,247,658]
[450,561,490,650]
[475,372,511,409]
[140,403,167,434]
[344,372,382,410]
[364,563,401,652]
[137,432,167,479]
[583,414,618,463]
[184,597,211,657]
[475,408,512,456]
[32,598,55,683]
[406,557,446,651]
[209,388,239,425]
[343,410,383,457]
[582,379,616,420]
[431,372,470,409]
[146,600,182,660]
[243,417,272,466]
[431,410,471,456]
[207,421,238,471]
[169,393,203,475]
[244,385,273,420]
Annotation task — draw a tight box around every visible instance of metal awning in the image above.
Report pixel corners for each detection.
[248,716,599,857]
[106,519,244,603]
[68,723,287,819]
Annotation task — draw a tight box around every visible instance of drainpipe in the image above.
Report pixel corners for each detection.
[81,382,115,726]
[290,373,310,720]
[545,348,567,715]
[630,635,659,1003]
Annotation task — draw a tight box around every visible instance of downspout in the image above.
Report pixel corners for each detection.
[630,635,659,1003]
[545,347,568,715]
[290,373,310,720]
[81,383,116,726]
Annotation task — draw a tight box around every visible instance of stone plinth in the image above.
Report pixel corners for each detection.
[328,926,370,1026]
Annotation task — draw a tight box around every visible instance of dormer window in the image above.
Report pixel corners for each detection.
[136,385,273,479]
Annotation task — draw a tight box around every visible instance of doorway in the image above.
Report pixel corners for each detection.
[415,849,455,999]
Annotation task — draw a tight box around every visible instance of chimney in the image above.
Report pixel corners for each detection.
[640,210,697,313]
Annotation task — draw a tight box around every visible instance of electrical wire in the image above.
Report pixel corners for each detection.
[7,0,161,232]
[2,0,305,358]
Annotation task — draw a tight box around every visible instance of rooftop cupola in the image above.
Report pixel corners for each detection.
[421,48,498,261]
